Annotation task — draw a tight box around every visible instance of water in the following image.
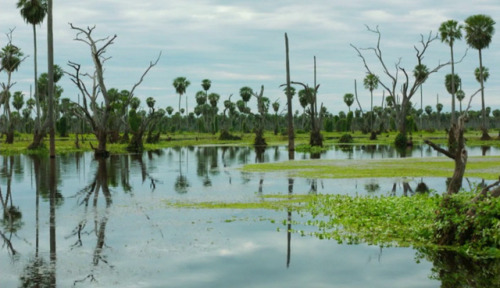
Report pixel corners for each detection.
[1,145,499,287]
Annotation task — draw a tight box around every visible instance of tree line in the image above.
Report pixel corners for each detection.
[0,3,497,157]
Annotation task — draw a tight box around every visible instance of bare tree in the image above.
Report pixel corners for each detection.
[425,89,480,194]
[66,24,160,157]
[351,26,453,138]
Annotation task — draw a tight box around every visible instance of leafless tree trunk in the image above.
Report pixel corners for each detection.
[351,26,454,136]
[285,33,294,159]
[66,24,160,157]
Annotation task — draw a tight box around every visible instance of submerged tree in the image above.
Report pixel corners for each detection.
[351,26,452,143]
[66,24,160,157]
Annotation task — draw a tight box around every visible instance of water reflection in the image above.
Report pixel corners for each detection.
[0,144,498,286]
[0,156,21,256]
[417,248,500,287]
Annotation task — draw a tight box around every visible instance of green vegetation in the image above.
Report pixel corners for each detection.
[242,155,500,180]
[164,192,500,257]
[1,129,499,156]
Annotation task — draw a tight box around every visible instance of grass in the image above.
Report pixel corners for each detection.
[1,130,499,155]
[242,155,500,180]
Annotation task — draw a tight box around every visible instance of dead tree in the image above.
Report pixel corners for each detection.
[351,26,455,136]
[252,85,267,148]
[284,33,295,159]
[425,89,481,194]
[66,24,160,158]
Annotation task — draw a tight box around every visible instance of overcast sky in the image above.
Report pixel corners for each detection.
[2,0,500,115]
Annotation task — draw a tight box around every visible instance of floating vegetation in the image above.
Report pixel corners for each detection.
[242,156,500,180]
[165,192,500,258]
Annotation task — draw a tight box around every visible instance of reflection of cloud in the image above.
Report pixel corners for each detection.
[218,241,259,256]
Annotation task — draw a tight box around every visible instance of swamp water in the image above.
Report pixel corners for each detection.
[1,145,499,287]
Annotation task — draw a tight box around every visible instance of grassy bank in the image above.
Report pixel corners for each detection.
[1,130,499,155]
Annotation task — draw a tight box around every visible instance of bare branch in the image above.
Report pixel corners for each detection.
[424,139,455,159]
[129,51,162,97]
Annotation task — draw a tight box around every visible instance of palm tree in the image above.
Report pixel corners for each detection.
[439,19,462,124]
[456,89,465,114]
[172,77,190,114]
[343,93,354,112]
[474,66,490,83]
[201,79,211,96]
[465,14,495,138]
[239,86,253,108]
[17,0,47,137]
[12,91,24,113]
[445,74,461,95]
[0,43,24,143]
[363,73,379,132]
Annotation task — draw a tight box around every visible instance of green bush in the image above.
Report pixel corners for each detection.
[339,134,353,144]
[394,132,407,149]
[434,192,500,255]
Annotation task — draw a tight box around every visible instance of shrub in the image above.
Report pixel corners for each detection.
[394,132,407,149]
[339,134,353,144]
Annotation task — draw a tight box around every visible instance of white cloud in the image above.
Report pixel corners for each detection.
[1,0,500,114]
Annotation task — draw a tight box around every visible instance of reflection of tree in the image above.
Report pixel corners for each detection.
[390,181,415,196]
[196,147,220,187]
[365,182,380,193]
[69,157,113,284]
[417,248,500,287]
[132,153,159,191]
[174,147,190,194]
[0,156,22,256]
[286,178,294,268]
[20,156,57,287]
[416,179,430,194]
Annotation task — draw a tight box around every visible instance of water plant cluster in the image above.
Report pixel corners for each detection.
[166,191,500,258]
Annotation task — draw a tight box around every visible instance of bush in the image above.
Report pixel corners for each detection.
[339,134,353,144]
[219,130,241,140]
[394,132,407,149]
[433,193,500,255]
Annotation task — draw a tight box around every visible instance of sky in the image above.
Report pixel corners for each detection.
[2,0,500,116]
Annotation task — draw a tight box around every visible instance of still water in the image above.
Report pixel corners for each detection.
[1,145,499,287]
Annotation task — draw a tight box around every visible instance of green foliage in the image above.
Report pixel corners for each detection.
[300,194,438,246]
[295,144,327,154]
[338,133,353,144]
[219,130,241,140]
[128,109,141,132]
[394,132,408,148]
[324,117,334,132]
[56,116,68,137]
[434,192,500,256]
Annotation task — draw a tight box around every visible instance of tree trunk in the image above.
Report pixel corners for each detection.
[93,130,109,158]
[127,131,145,153]
[285,33,294,160]
[28,129,46,149]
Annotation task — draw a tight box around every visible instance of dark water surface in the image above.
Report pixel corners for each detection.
[1,145,499,287]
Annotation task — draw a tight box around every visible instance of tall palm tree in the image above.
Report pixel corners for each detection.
[172,76,190,117]
[17,0,47,137]
[363,73,379,132]
[465,14,495,138]
[439,19,462,124]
